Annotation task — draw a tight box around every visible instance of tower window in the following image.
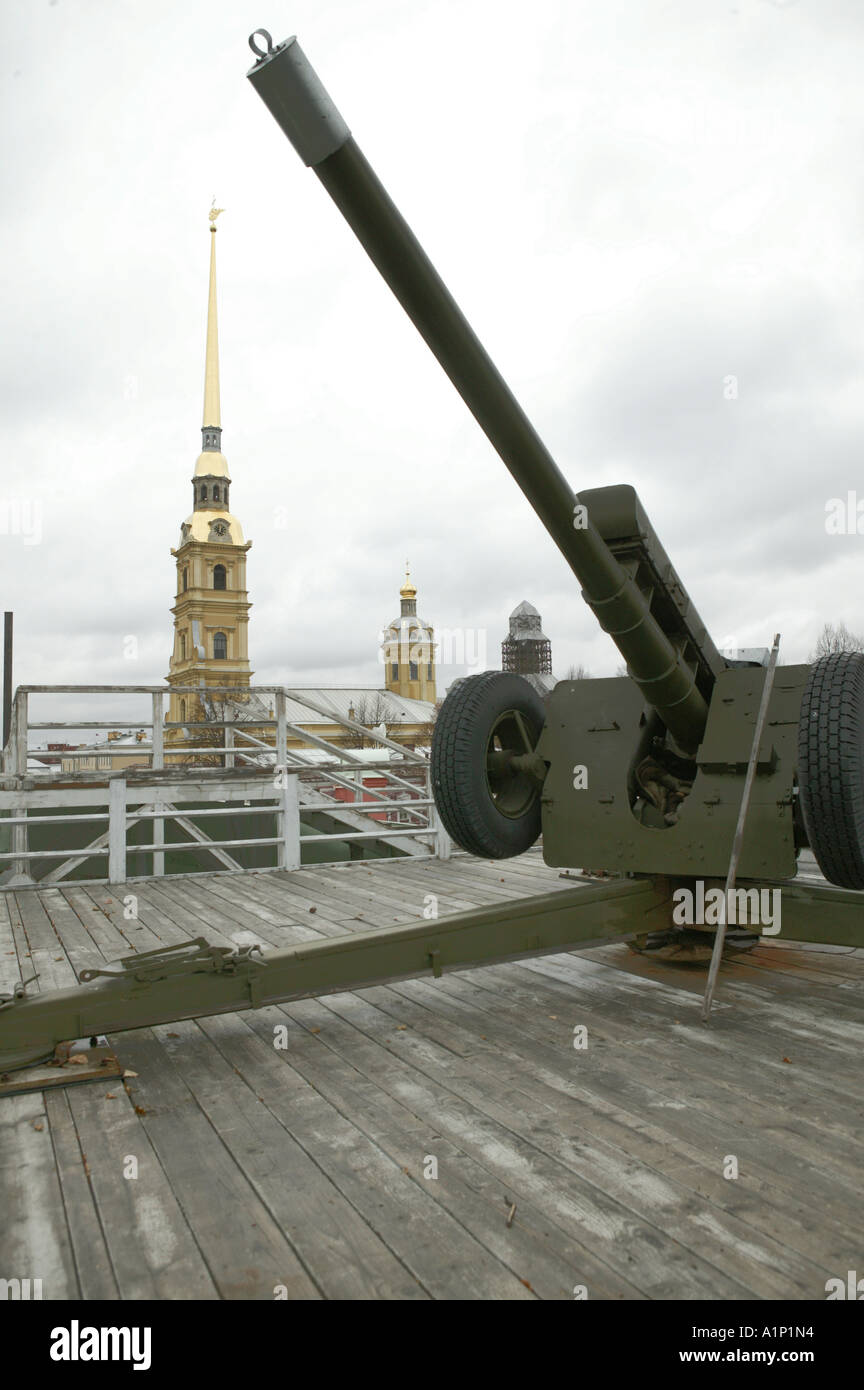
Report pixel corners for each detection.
[213,564,226,590]
[391,663,398,682]
[213,631,227,660]
[182,566,188,591]
[180,633,186,660]
[409,661,418,681]
[180,699,186,723]
[213,485,220,501]
[200,484,208,502]
[427,662,432,680]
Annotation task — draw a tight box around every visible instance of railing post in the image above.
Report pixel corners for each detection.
[225,725,235,769]
[1,696,12,775]
[275,690,287,769]
[278,768,300,871]
[10,803,31,883]
[151,800,165,878]
[14,689,27,777]
[108,776,127,884]
[430,767,451,860]
[151,692,164,770]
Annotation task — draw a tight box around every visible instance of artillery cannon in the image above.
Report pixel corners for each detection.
[1,31,862,1084]
[245,32,864,894]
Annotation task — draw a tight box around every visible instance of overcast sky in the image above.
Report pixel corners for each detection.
[2,0,863,730]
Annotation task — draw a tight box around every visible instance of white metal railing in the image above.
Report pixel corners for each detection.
[0,684,451,886]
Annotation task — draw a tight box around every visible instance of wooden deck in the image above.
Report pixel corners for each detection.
[1,850,862,1300]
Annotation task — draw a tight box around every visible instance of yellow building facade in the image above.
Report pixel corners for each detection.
[381,567,437,704]
[166,210,253,737]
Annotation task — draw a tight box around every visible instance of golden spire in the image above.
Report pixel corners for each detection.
[400,561,417,599]
[203,201,223,435]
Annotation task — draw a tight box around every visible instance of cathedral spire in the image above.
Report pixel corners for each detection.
[202,201,224,452]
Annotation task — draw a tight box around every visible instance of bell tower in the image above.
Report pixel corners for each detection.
[381,564,436,702]
[166,206,252,735]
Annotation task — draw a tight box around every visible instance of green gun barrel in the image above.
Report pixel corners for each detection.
[247,35,710,754]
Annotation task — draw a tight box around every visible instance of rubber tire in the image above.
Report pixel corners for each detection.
[431,671,546,859]
[797,651,864,889]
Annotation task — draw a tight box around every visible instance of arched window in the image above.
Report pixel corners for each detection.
[200,485,208,502]
[213,632,227,660]
[180,699,186,723]
[213,564,226,590]
[409,661,418,681]
[391,663,398,682]
[182,566,188,591]
[213,485,220,501]
[179,633,186,660]
[427,662,432,680]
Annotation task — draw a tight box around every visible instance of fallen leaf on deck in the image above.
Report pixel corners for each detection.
[33,1122,43,1131]
[122,1069,138,1078]
[134,1105,148,1116]
[105,1093,117,1100]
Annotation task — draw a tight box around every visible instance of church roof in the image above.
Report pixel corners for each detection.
[383,615,433,639]
[507,599,549,642]
[180,508,246,545]
[193,450,230,479]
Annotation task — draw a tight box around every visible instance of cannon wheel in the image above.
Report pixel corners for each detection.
[797,651,864,890]
[431,672,547,858]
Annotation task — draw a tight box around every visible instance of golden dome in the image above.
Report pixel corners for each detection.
[193,450,230,479]
[180,509,245,545]
[400,563,417,599]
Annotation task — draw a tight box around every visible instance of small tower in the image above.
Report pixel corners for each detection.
[381,565,436,702]
[167,208,252,734]
[502,601,552,677]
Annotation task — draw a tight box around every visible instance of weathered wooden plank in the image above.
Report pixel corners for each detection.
[0,1091,79,1299]
[207,871,359,942]
[33,888,107,978]
[313,984,832,1298]
[198,1011,539,1300]
[59,885,138,960]
[43,1090,119,1299]
[142,1017,432,1299]
[0,889,21,992]
[282,991,756,1298]
[79,884,169,955]
[147,877,273,952]
[238,1001,644,1300]
[374,969,859,1272]
[113,1029,322,1299]
[64,1081,218,1299]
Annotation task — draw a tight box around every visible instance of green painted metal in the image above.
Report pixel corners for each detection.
[0,877,662,1073]
[538,664,807,880]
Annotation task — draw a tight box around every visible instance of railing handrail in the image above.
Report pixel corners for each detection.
[0,682,450,887]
